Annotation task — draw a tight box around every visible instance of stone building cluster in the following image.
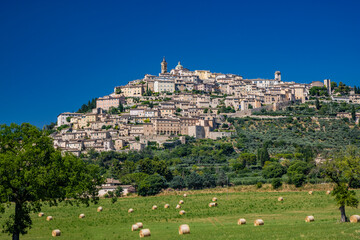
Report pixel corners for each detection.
[53,58,355,156]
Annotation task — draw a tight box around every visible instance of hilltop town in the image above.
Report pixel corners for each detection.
[52,58,360,156]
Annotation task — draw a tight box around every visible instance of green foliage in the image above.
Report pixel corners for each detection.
[203,173,216,188]
[262,162,286,179]
[138,174,168,196]
[57,124,69,131]
[287,160,311,184]
[0,123,103,239]
[256,182,263,189]
[77,98,97,113]
[169,176,186,190]
[257,147,270,166]
[216,170,228,187]
[186,172,204,190]
[115,186,123,197]
[309,86,328,96]
[271,178,282,189]
[292,174,306,187]
[324,145,360,221]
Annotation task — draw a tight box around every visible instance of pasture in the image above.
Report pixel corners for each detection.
[1,186,360,239]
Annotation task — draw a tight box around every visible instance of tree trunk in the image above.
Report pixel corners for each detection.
[12,202,21,240]
[339,205,348,222]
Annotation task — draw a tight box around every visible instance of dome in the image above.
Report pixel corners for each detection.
[175,61,183,70]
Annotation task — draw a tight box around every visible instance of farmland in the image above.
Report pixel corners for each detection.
[1,185,360,240]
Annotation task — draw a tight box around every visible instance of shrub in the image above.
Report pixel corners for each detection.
[170,176,186,190]
[262,162,286,179]
[272,178,282,189]
[256,182,263,189]
[138,174,168,196]
[292,174,306,187]
[185,172,204,190]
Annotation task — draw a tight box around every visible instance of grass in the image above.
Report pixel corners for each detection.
[1,186,360,239]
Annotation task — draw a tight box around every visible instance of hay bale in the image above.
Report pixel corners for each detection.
[278,197,283,201]
[132,224,139,231]
[183,194,187,197]
[136,222,143,228]
[179,224,190,235]
[79,214,85,219]
[128,208,134,213]
[179,200,184,204]
[237,218,246,225]
[164,204,170,208]
[52,229,61,237]
[350,215,360,223]
[139,229,151,238]
[38,212,44,217]
[46,216,53,221]
[305,216,314,222]
[97,206,103,212]
[179,210,186,215]
[326,190,331,195]
[209,202,217,207]
[308,191,313,195]
[176,204,181,209]
[212,197,217,202]
[152,205,157,210]
[254,219,264,226]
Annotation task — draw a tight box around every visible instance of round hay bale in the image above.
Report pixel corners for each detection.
[308,191,313,195]
[79,214,85,219]
[128,208,134,213]
[350,215,360,223]
[183,194,187,197]
[179,210,186,215]
[52,229,61,237]
[139,229,151,238]
[132,224,139,231]
[254,219,264,226]
[46,216,53,221]
[179,224,190,235]
[179,200,184,204]
[237,218,246,225]
[326,190,331,195]
[136,222,143,228]
[209,202,217,207]
[38,212,44,217]
[176,204,181,209]
[278,197,283,201]
[97,206,103,212]
[212,197,217,202]
[164,204,170,209]
[305,216,314,222]
[152,205,157,210]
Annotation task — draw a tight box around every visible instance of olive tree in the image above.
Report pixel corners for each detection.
[323,145,360,222]
[0,123,104,240]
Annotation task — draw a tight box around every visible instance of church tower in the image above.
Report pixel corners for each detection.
[161,57,167,74]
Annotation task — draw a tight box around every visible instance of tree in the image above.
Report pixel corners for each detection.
[0,123,103,240]
[118,102,124,113]
[351,105,356,121]
[257,147,270,166]
[138,174,168,196]
[115,186,123,197]
[185,172,204,190]
[203,173,216,188]
[170,176,186,190]
[323,146,360,222]
[315,98,320,110]
[271,178,282,189]
[262,162,286,179]
[216,170,228,187]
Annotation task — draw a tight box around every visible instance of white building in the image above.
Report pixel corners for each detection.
[57,112,82,126]
[154,80,175,93]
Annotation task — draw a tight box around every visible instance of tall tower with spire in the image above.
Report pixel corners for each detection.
[161,57,167,74]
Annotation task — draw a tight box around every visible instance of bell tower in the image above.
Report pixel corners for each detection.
[161,57,167,74]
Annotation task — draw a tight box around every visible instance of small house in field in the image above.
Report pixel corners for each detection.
[98,178,133,196]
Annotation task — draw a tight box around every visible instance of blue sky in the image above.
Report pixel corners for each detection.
[0,0,359,127]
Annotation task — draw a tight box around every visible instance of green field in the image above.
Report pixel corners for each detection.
[1,187,360,240]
